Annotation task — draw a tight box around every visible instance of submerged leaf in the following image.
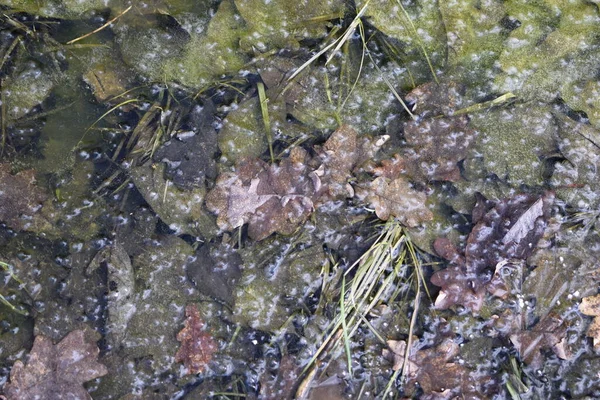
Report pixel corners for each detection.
[0,164,50,232]
[382,82,478,183]
[579,294,600,351]
[431,192,554,312]
[175,304,218,375]
[3,330,108,400]
[383,338,492,398]
[205,151,317,241]
[359,176,433,227]
[509,313,569,368]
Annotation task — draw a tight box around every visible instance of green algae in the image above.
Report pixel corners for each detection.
[358,0,447,83]
[162,0,248,89]
[130,163,218,238]
[233,240,327,331]
[439,0,506,84]
[469,103,558,187]
[551,114,600,211]
[2,1,600,398]
[235,0,343,52]
[494,0,600,102]
[0,0,108,18]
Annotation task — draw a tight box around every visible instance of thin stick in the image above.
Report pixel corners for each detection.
[67,6,132,45]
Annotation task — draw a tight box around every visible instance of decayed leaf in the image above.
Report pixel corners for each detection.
[206,124,430,241]
[359,176,433,227]
[316,124,388,198]
[509,313,569,368]
[0,164,49,232]
[431,192,554,313]
[3,329,108,400]
[402,116,476,182]
[383,338,491,398]
[579,294,600,351]
[396,82,476,183]
[175,304,218,375]
[205,150,318,241]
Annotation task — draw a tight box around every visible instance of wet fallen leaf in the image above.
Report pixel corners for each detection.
[398,82,476,183]
[258,354,300,400]
[431,192,554,313]
[205,149,318,241]
[3,329,108,400]
[579,294,600,351]
[358,176,433,227]
[402,116,476,182]
[509,313,569,368]
[404,81,467,117]
[175,304,218,375]
[383,338,492,398]
[316,124,388,199]
[0,164,49,232]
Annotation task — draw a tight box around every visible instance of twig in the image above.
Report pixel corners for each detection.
[67,6,132,45]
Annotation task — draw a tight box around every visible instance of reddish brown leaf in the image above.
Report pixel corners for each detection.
[3,329,108,400]
[431,192,554,313]
[175,304,217,375]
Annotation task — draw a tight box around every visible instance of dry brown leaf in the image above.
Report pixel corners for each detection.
[360,177,433,227]
[3,329,108,400]
[175,304,218,375]
[579,294,600,351]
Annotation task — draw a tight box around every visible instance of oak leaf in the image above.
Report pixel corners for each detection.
[431,192,554,313]
[358,176,433,227]
[316,124,388,198]
[579,293,600,351]
[205,149,319,241]
[3,330,108,400]
[383,338,491,398]
[509,313,569,368]
[175,304,218,375]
